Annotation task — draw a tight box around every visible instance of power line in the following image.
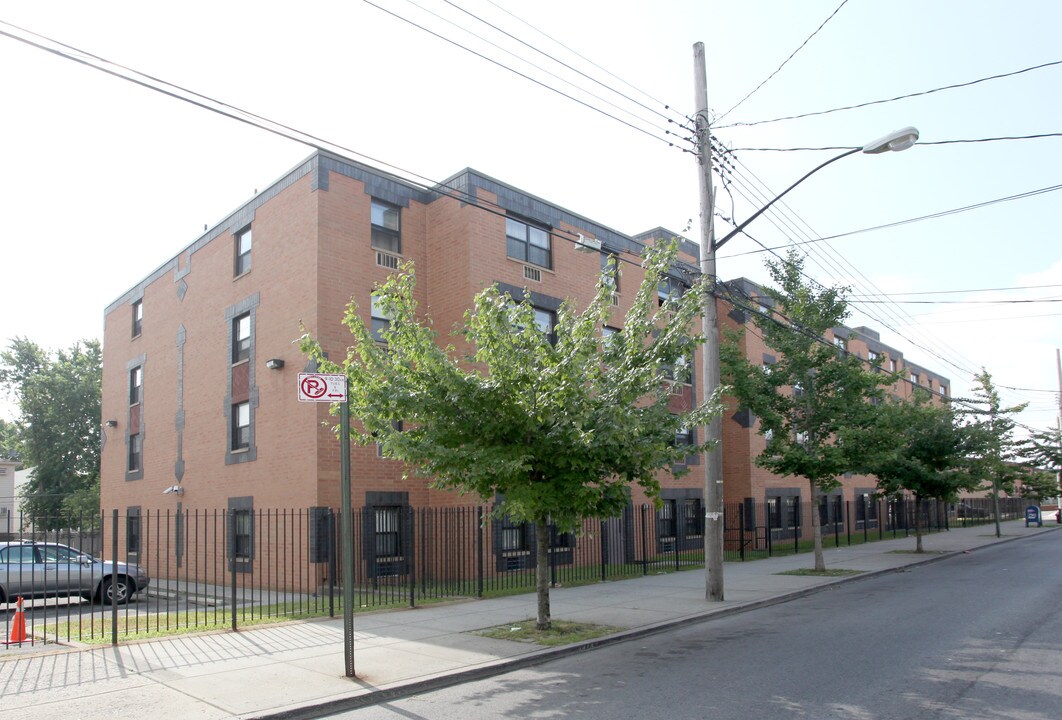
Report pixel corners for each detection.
[855,298,1062,305]
[717,0,850,121]
[394,0,689,143]
[731,133,1062,152]
[716,59,1062,129]
[849,283,1062,297]
[0,20,655,276]
[359,0,688,150]
[481,0,692,126]
[440,0,690,131]
[717,182,1062,259]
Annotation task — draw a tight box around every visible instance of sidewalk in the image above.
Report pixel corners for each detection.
[0,520,1056,720]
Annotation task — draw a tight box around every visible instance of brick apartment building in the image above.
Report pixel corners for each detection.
[99,150,949,565]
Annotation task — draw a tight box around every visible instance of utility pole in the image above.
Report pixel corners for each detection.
[694,42,724,602]
[1056,348,1061,507]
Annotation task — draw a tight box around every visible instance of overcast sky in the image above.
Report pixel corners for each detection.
[1,1,1059,431]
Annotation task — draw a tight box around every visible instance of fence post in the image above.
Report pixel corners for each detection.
[229,509,238,632]
[878,498,884,540]
[600,520,607,581]
[111,509,119,646]
[641,505,649,575]
[846,501,852,546]
[329,509,336,618]
[407,507,416,609]
[738,502,745,562]
[476,507,484,598]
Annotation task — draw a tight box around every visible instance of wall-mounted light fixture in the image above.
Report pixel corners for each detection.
[162,484,184,496]
[265,358,285,370]
[105,420,118,427]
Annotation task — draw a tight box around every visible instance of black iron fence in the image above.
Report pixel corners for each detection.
[0,496,1028,647]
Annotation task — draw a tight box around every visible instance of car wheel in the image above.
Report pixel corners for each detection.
[97,576,133,605]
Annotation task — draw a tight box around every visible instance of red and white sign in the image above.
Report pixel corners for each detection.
[297,373,348,402]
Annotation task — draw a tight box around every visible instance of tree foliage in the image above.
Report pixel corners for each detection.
[300,240,722,629]
[860,392,978,551]
[0,337,102,526]
[962,369,1028,537]
[720,250,889,571]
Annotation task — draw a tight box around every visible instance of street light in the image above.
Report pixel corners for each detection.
[694,43,918,602]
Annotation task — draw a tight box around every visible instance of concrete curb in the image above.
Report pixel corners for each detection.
[251,531,1040,720]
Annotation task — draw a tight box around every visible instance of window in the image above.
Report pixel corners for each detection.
[500,518,528,552]
[658,277,684,306]
[533,307,557,345]
[232,401,250,451]
[506,217,551,269]
[833,336,845,350]
[234,226,252,277]
[666,353,691,383]
[674,425,693,447]
[600,252,619,292]
[889,358,897,373]
[129,366,143,405]
[126,508,141,554]
[940,385,948,397]
[658,499,677,540]
[371,293,392,342]
[374,506,403,558]
[684,498,704,537]
[767,497,782,529]
[910,372,919,385]
[371,199,401,254]
[868,350,878,362]
[232,509,253,562]
[232,313,251,363]
[131,300,143,338]
[128,433,142,472]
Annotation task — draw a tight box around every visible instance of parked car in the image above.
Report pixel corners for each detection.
[0,541,149,605]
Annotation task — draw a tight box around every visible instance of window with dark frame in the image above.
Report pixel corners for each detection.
[234,227,252,277]
[233,509,253,561]
[374,506,403,558]
[232,401,250,451]
[126,508,141,554]
[232,313,251,364]
[371,293,392,342]
[128,433,142,472]
[600,252,619,292]
[658,499,677,540]
[684,498,704,537]
[131,300,143,338]
[129,366,142,405]
[533,306,557,345]
[505,217,552,269]
[371,199,401,254]
[658,277,684,306]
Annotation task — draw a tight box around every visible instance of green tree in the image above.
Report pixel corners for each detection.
[0,337,102,526]
[300,241,722,630]
[0,417,21,459]
[860,392,977,552]
[963,369,1028,538]
[720,250,889,571]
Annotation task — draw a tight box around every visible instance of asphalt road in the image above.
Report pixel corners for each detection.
[333,531,1062,720]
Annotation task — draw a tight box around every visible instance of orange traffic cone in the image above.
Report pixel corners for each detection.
[8,596,27,644]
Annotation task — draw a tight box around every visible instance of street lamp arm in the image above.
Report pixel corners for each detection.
[713,147,860,251]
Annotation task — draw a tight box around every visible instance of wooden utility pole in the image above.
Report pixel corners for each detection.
[694,42,724,602]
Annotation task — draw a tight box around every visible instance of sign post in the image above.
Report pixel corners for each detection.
[299,373,356,677]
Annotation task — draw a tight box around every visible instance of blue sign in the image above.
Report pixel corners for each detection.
[1025,506,1042,528]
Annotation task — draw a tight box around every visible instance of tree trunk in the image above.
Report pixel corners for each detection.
[534,518,551,631]
[810,482,825,571]
[914,494,924,553]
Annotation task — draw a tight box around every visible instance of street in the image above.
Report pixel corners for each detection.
[334,531,1062,720]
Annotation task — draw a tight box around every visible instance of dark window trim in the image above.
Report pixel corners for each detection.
[225,296,259,465]
[234,225,252,278]
[131,299,143,339]
[505,215,553,270]
[228,496,254,572]
[370,199,402,255]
